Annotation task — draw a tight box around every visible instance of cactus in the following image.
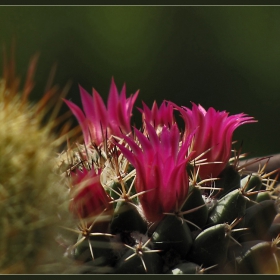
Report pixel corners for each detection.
[58,79,280,274]
[1,52,280,274]
[0,53,78,274]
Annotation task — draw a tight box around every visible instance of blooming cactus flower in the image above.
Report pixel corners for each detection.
[64,78,139,146]
[138,100,175,134]
[172,102,256,179]
[116,121,194,223]
[70,167,113,220]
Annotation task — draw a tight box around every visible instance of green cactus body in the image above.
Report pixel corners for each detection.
[207,188,247,225]
[181,185,209,230]
[214,165,241,197]
[114,246,163,274]
[235,241,280,274]
[241,174,262,194]
[110,201,147,235]
[241,174,263,203]
[151,215,193,260]
[188,223,231,267]
[73,232,114,264]
[256,191,272,203]
[238,200,278,242]
[266,223,280,241]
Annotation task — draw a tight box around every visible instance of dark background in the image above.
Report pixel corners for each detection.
[1,6,279,157]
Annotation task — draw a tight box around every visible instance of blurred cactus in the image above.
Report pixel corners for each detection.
[0,50,77,274]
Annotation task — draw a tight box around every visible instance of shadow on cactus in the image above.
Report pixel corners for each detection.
[59,78,280,274]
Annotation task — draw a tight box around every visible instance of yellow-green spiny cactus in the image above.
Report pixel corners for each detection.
[0,54,76,274]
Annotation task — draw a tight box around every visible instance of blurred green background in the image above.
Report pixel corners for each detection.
[0,6,279,157]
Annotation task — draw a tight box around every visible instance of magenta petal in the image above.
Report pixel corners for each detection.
[118,122,190,223]
[107,78,119,119]
[177,102,256,179]
[128,90,139,111]
[134,126,154,153]
[64,98,90,145]
[116,142,138,168]
[79,85,95,121]
[92,89,108,125]
[145,121,160,147]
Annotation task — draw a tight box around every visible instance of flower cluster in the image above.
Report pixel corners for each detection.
[64,78,139,147]
[116,121,194,222]
[2,51,276,274]
[172,102,256,180]
[69,167,113,220]
[64,79,256,226]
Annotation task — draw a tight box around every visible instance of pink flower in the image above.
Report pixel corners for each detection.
[116,122,194,223]
[70,167,113,220]
[172,102,256,179]
[64,78,139,146]
[138,100,175,134]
